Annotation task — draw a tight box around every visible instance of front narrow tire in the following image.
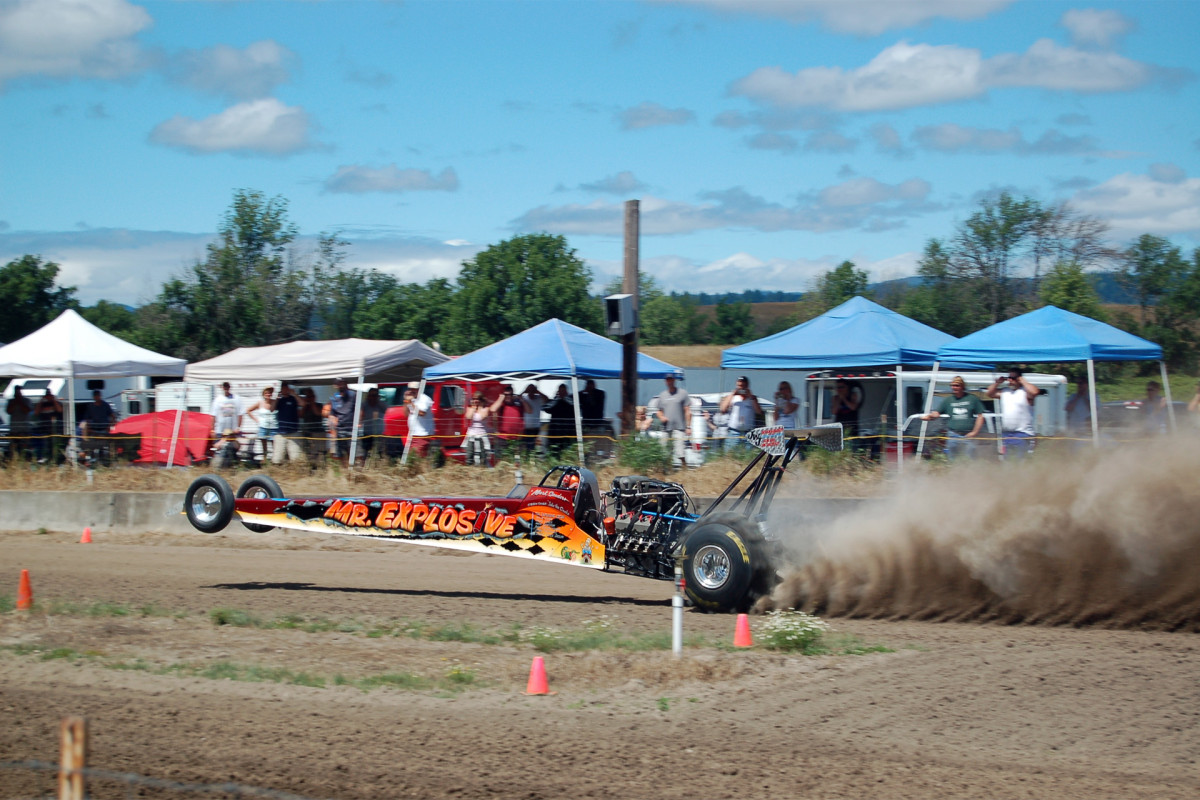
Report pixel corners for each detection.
[185,475,235,533]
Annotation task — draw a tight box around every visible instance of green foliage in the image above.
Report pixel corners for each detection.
[617,435,673,473]
[80,300,138,337]
[707,299,755,343]
[356,277,455,342]
[1039,261,1107,320]
[640,294,709,344]
[445,233,601,352]
[1117,236,1200,371]
[819,260,870,308]
[0,255,77,342]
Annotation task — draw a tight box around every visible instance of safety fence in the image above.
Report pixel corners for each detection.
[1,718,331,800]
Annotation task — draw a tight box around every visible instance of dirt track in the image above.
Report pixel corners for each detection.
[1,523,1198,799]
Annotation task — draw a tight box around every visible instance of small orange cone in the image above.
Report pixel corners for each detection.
[80,526,92,544]
[524,656,553,695]
[733,613,753,648]
[16,569,33,610]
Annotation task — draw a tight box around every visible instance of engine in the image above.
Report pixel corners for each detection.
[601,476,697,581]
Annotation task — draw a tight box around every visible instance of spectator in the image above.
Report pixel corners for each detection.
[297,388,325,461]
[490,385,528,450]
[272,382,304,465]
[830,379,860,439]
[634,405,653,435]
[1187,381,1200,428]
[720,375,762,450]
[654,375,691,468]
[403,382,434,458]
[463,390,493,466]
[1141,380,1167,435]
[520,383,548,456]
[579,380,606,428]
[359,387,386,461]
[33,389,64,462]
[324,378,357,464]
[212,428,241,469]
[6,386,32,458]
[1065,377,1092,439]
[544,383,577,458]
[245,386,277,463]
[921,376,985,460]
[987,369,1038,460]
[209,382,244,438]
[774,381,799,429]
[81,389,116,463]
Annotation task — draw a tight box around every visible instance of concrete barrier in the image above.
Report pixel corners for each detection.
[0,491,192,534]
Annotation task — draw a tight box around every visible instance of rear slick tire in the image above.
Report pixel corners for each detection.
[185,474,235,534]
[236,475,283,532]
[680,512,763,613]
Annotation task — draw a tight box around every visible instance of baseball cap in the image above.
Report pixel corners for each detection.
[407,381,420,389]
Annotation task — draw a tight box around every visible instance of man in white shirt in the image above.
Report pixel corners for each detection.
[403,382,434,457]
[987,369,1038,460]
[209,382,244,436]
[719,375,762,450]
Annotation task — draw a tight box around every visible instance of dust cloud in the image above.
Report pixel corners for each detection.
[763,439,1200,630]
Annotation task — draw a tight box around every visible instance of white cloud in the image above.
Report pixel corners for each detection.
[512,179,938,237]
[0,228,480,306]
[618,101,696,130]
[655,0,1012,37]
[322,164,459,194]
[0,0,152,87]
[731,37,1168,112]
[166,40,296,101]
[868,122,909,156]
[578,171,648,194]
[1071,170,1200,238]
[149,98,317,156]
[912,122,1100,156]
[1060,9,1134,48]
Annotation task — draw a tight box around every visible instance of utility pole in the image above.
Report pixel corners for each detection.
[620,199,639,438]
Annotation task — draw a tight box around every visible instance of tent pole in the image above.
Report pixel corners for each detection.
[815,374,825,428]
[348,371,365,466]
[1087,359,1100,448]
[570,375,584,463]
[166,408,183,468]
[67,367,77,468]
[916,362,939,458]
[1159,360,1176,433]
[895,366,904,471]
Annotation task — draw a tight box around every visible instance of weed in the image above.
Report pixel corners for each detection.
[756,610,831,654]
[656,697,670,712]
[617,436,673,474]
[209,608,261,627]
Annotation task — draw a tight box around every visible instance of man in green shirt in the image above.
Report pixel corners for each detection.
[921,376,986,460]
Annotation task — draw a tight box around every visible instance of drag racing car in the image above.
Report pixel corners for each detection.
[183,424,842,612]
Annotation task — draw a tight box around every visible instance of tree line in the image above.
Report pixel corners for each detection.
[3,189,1199,370]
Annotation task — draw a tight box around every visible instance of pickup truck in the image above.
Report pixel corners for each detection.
[381,379,521,461]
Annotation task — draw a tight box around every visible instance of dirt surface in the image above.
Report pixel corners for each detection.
[2,522,1198,800]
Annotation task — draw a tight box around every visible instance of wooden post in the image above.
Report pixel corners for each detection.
[620,199,640,439]
[59,716,87,800]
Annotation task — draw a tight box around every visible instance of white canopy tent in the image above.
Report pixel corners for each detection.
[186,338,449,463]
[0,309,186,459]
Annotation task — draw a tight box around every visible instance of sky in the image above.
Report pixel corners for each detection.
[1,0,1198,307]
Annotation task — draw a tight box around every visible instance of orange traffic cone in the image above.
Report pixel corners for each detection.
[80,526,92,544]
[733,613,753,648]
[16,569,33,610]
[524,656,553,695]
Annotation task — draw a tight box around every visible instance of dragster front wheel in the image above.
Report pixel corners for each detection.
[185,474,235,534]
[236,475,283,532]
[680,513,765,613]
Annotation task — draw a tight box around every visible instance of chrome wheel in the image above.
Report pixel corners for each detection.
[693,543,731,590]
[191,486,225,525]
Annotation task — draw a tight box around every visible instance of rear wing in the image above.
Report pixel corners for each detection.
[745,423,843,455]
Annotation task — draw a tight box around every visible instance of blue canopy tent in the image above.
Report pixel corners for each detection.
[722,296,968,468]
[936,305,1167,447]
[420,318,684,460]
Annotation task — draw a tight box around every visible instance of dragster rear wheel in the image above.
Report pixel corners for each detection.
[680,512,768,613]
[236,475,283,532]
[185,475,235,534]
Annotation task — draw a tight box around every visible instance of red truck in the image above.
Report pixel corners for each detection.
[381,379,525,462]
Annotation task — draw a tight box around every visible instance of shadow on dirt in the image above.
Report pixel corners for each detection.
[203,580,666,607]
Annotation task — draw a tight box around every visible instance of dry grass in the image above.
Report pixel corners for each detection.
[0,452,885,498]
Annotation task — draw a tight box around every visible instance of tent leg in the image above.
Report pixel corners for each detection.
[348,372,365,467]
[571,376,584,464]
[895,366,904,472]
[1160,361,1176,433]
[917,362,939,457]
[1087,359,1100,448]
[67,368,77,468]
[166,408,183,468]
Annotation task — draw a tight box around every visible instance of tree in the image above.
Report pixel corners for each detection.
[444,233,601,352]
[1039,261,1107,321]
[0,255,76,342]
[898,239,988,336]
[138,190,314,359]
[640,294,708,345]
[81,300,138,337]
[354,278,455,344]
[707,300,755,344]
[818,260,869,308]
[1117,236,1200,370]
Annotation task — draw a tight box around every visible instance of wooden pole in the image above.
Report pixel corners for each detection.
[59,716,87,800]
[620,200,640,439]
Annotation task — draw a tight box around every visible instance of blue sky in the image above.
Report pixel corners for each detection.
[1,0,1198,306]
